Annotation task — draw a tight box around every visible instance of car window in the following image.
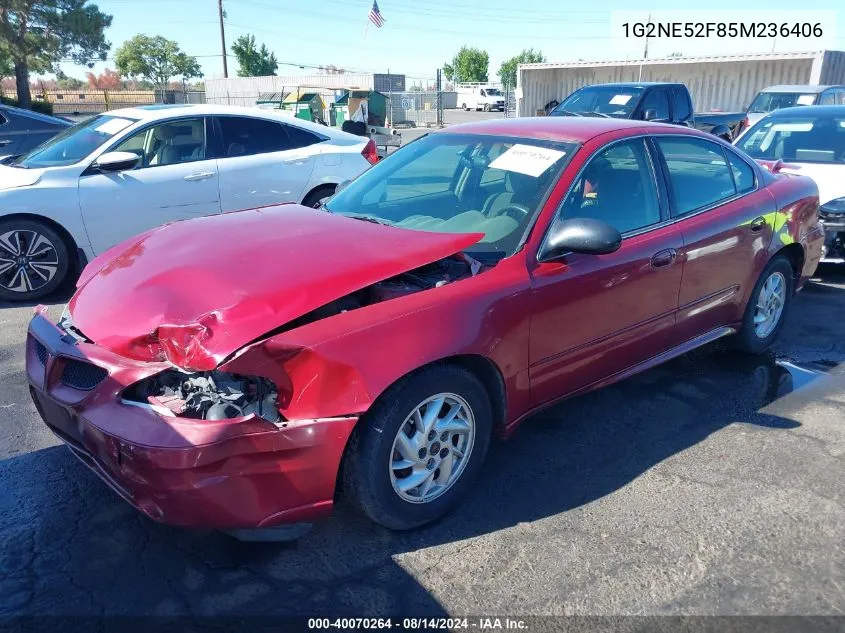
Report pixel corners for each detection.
[656,137,737,215]
[672,88,691,120]
[736,115,845,164]
[552,86,644,118]
[641,89,670,120]
[0,113,7,126]
[325,133,577,256]
[836,90,845,106]
[558,138,661,234]
[112,118,206,168]
[217,116,294,157]
[725,150,755,194]
[748,92,816,113]
[284,124,323,150]
[819,91,835,105]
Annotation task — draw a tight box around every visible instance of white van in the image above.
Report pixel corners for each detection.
[456,84,505,112]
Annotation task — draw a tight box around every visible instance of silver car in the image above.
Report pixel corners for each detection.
[0,104,71,158]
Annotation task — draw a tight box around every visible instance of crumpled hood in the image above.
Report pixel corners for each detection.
[70,205,483,370]
[0,164,43,190]
[768,162,845,207]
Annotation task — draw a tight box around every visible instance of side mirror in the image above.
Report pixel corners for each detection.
[642,108,657,121]
[94,151,141,172]
[539,218,622,261]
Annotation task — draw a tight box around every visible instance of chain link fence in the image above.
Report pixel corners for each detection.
[504,89,517,118]
[387,91,443,128]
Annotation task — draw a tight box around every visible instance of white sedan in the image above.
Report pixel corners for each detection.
[735,105,845,264]
[0,104,377,300]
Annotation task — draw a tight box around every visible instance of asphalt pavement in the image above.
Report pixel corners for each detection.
[1,260,844,620]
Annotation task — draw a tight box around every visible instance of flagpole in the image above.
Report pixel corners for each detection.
[363,19,369,40]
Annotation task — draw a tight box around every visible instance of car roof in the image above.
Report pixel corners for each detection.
[102,103,355,139]
[760,85,843,93]
[574,82,681,89]
[762,105,845,117]
[438,116,704,144]
[0,103,71,125]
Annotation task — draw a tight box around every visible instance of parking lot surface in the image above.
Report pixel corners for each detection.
[1,266,844,618]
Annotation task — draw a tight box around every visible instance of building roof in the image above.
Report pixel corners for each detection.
[519,50,844,71]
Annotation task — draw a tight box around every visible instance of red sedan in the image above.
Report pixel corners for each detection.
[27,118,823,535]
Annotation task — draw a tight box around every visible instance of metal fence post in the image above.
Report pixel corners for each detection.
[436,68,443,127]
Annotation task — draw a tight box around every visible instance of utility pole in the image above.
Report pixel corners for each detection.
[218,0,228,78]
[638,13,651,82]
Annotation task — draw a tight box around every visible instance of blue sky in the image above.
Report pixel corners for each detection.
[55,0,845,84]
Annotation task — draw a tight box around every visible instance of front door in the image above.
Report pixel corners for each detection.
[79,116,220,253]
[528,137,684,406]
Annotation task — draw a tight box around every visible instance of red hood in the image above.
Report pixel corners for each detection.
[70,205,482,370]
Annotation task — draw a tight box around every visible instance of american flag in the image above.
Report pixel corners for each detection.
[368,0,385,28]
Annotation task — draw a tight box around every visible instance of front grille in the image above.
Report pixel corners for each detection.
[34,340,48,365]
[60,360,107,391]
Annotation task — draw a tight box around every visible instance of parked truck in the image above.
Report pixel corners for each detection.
[549,82,746,141]
[455,83,505,112]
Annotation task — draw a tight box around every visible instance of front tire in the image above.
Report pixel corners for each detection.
[343,365,493,530]
[301,184,337,209]
[0,218,71,302]
[733,255,794,354]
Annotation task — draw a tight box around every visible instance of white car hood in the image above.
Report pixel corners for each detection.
[776,162,845,206]
[0,164,43,191]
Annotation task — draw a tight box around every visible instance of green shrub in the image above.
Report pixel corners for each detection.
[0,96,54,115]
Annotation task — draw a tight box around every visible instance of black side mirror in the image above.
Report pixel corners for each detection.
[642,108,657,121]
[539,217,622,262]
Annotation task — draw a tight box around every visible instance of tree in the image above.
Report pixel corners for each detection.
[443,47,488,84]
[85,68,121,89]
[0,1,112,109]
[114,35,202,96]
[55,69,84,89]
[0,48,12,96]
[497,48,545,89]
[231,34,277,77]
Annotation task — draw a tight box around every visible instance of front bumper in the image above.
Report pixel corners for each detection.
[26,312,358,529]
[821,225,845,264]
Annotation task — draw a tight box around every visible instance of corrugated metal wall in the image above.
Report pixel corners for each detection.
[206,74,375,106]
[517,53,845,116]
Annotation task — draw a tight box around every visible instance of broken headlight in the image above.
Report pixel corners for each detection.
[124,370,281,422]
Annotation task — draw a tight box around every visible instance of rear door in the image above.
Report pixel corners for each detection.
[213,115,320,212]
[652,135,776,341]
[79,116,221,253]
[528,137,684,405]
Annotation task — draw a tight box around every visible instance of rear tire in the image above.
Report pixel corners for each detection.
[343,365,493,530]
[0,217,71,302]
[462,103,468,111]
[301,184,337,209]
[733,255,794,354]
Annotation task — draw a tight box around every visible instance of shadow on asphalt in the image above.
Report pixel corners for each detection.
[2,272,844,617]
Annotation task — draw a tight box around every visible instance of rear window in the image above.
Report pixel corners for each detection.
[736,115,845,164]
[748,92,818,113]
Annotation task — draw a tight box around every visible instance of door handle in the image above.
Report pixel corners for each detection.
[651,248,678,269]
[183,172,214,181]
[749,216,766,233]
[0,140,12,146]
[283,157,308,165]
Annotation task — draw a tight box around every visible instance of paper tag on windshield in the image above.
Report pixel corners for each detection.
[95,118,133,135]
[796,94,815,105]
[609,94,633,105]
[489,144,566,178]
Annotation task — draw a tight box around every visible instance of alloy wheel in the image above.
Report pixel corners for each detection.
[0,229,60,294]
[389,393,476,504]
[754,271,786,338]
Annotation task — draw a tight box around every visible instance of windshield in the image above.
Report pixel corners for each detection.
[736,115,845,164]
[551,86,644,117]
[485,88,501,96]
[12,114,137,168]
[324,133,578,256]
[748,92,818,113]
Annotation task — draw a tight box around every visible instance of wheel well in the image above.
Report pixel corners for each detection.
[775,243,805,286]
[441,354,507,432]
[0,213,81,270]
[301,183,337,205]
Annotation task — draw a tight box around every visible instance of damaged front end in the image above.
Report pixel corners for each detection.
[123,370,282,422]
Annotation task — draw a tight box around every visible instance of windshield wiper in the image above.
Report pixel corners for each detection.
[556,109,583,117]
[345,214,393,226]
[582,111,611,118]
